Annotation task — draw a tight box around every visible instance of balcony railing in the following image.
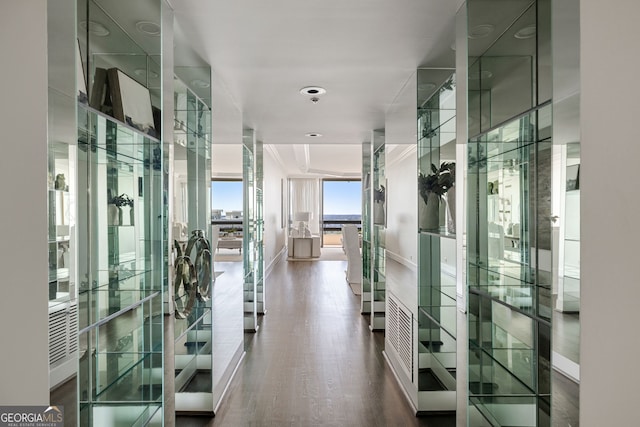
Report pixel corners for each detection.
[321,219,361,246]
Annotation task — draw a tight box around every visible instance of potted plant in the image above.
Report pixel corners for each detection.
[418,162,455,231]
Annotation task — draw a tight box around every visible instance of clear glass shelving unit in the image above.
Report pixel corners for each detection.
[416,69,457,412]
[361,141,372,314]
[76,0,165,423]
[466,1,552,424]
[243,129,264,332]
[173,76,214,407]
[77,107,165,426]
[371,130,386,331]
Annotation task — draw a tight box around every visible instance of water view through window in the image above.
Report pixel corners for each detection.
[323,179,362,246]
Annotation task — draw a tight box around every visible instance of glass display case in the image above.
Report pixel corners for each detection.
[416,69,457,411]
[467,107,552,427]
[361,141,372,314]
[172,76,214,406]
[76,104,165,426]
[371,130,386,331]
[467,0,552,423]
[243,129,264,332]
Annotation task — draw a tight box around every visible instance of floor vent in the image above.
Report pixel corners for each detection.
[387,294,413,380]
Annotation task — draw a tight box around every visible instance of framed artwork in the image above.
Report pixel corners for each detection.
[566,164,580,191]
[108,68,157,137]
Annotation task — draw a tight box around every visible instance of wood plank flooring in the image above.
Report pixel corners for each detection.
[51,256,579,426]
[177,259,455,427]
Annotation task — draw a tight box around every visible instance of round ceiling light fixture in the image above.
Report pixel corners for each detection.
[469,70,494,80]
[514,25,537,39]
[191,79,210,89]
[79,20,110,37]
[134,69,159,79]
[305,132,323,137]
[135,20,161,36]
[468,24,495,39]
[418,82,436,92]
[299,86,327,96]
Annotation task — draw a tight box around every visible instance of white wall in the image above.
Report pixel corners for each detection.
[263,146,288,273]
[580,0,640,424]
[0,0,50,404]
[385,145,418,265]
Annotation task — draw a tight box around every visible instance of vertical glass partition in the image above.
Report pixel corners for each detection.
[467,1,552,425]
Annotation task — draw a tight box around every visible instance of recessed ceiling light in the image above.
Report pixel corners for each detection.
[514,25,536,39]
[468,24,494,39]
[418,82,436,91]
[134,69,159,78]
[305,133,322,137]
[135,21,161,36]
[79,20,110,37]
[299,86,327,96]
[191,79,210,89]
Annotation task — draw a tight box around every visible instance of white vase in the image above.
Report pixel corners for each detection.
[108,204,120,226]
[373,201,385,225]
[129,205,135,226]
[420,192,440,231]
[447,185,456,234]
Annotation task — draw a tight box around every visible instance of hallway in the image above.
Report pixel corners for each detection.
[177,259,456,426]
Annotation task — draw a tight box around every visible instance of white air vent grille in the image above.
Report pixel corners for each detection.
[387,297,399,349]
[68,304,78,352]
[398,306,413,376]
[49,310,67,364]
[49,303,78,366]
[387,294,413,380]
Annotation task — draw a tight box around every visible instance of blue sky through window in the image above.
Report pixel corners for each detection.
[323,180,361,218]
[211,180,243,213]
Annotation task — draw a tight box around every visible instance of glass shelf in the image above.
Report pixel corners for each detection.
[420,230,456,239]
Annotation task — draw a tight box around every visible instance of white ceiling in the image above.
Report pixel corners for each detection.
[172,0,462,174]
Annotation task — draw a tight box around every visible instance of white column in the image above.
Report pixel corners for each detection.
[0,0,50,404]
[580,0,640,425]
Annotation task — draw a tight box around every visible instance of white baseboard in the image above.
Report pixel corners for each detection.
[266,246,287,279]
[552,351,580,383]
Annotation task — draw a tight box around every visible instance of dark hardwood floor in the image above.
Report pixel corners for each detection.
[51,257,579,426]
[177,259,454,427]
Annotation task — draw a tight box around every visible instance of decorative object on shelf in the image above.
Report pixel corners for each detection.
[373,185,386,225]
[54,174,66,191]
[174,229,213,319]
[447,182,456,234]
[109,193,134,226]
[418,162,455,232]
[108,68,157,137]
